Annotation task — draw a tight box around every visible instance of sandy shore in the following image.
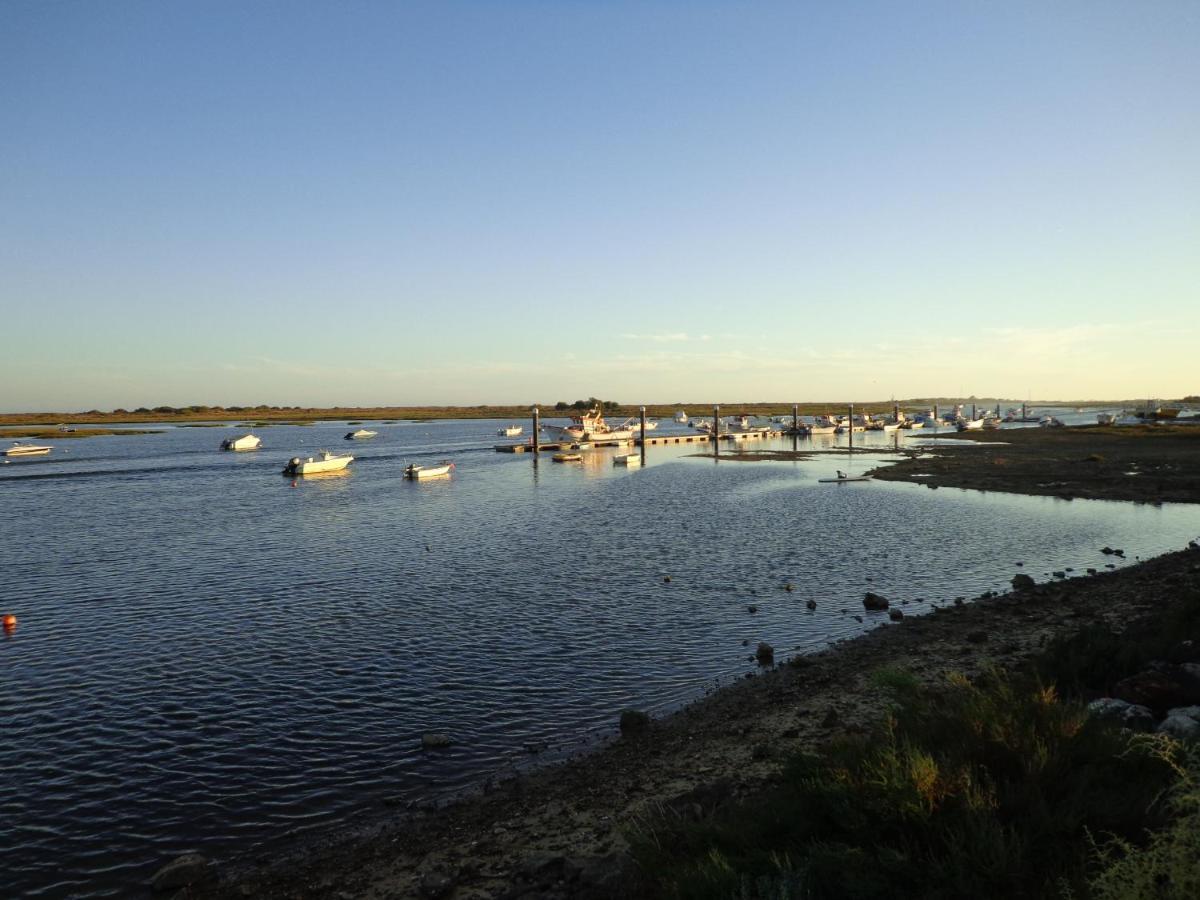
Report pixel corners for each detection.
[190,426,1200,900]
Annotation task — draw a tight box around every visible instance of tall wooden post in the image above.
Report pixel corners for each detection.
[971,403,977,420]
[792,403,799,434]
[639,405,646,463]
[933,403,939,432]
[713,405,720,440]
[893,402,899,423]
[532,406,540,453]
[848,403,854,450]
[1022,402,1027,420]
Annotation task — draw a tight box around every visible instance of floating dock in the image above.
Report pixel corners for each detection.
[495,429,785,453]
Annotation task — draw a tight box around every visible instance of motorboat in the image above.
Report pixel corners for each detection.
[549,406,634,443]
[498,425,524,437]
[673,410,689,424]
[1039,416,1065,428]
[621,418,658,433]
[552,452,582,462]
[1096,412,1116,425]
[283,450,353,475]
[726,414,772,434]
[220,433,262,451]
[4,443,53,457]
[345,429,378,440]
[404,462,453,479]
[981,415,1003,430]
[613,453,643,466]
[956,417,985,431]
[1134,401,1181,420]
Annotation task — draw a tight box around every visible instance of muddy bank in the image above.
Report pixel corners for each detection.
[192,536,1200,900]
[869,424,1200,504]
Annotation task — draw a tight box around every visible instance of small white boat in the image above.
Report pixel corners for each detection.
[613,453,643,466]
[1096,412,1116,425]
[220,433,262,451]
[673,410,689,424]
[283,450,353,475]
[552,452,582,462]
[818,470,871,483]
[345,429,378,440]
[4,443,53,457]
[498,425,523,437]
[621,418,658,433]
[1039,416,1065,428]
[404,462,454,479]
[956,418,985,431]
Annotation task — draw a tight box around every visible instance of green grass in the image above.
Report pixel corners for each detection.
[631,670,1183,899]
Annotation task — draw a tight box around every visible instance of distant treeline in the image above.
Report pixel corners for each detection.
[1,395,1193,426]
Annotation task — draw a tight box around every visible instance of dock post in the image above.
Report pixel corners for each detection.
[894,402,899,423]
[1022,402,1026,420]
[848,403,854,450]
[792,403,799,434]
[972,403,976,420]
[639,405,646,464]
[933,403,939,432]
[713,404,720,456]
[532,406,540,454]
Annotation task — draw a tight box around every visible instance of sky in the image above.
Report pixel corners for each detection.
[1,1,1197,411]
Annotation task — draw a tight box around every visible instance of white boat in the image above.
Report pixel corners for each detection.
[1039,416,1065,428]
[621,418,658,433]
[726,415,772,434]
[498,425,523,437]
[552,452,582,462]
[807,425,837,435]
[4,443,53,457]
[956,417,985,431]
[673,410,689,424]
[345,429,378,440]
[818,470,871,483]
[550,406,634,443]
[404,462,454,479]
[283,450,353,475]
[613,453,643,466]
[220,433,262,451]
[1096,412,1116,425]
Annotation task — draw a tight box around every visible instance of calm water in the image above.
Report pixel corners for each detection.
[3,418,1199,898]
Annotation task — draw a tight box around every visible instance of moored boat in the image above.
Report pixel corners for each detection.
[404,462,454,479]
[673,409,689,424]
[498,425,523,437]
[283,450,353,475]
[552,452,582,462]
[4,443,53,457]
[550,406,634,443]
[613,453,643,466]
[220,433,262,451]
[345,429,378,440]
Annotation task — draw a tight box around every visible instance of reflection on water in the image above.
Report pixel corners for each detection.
[1,418,1199,897]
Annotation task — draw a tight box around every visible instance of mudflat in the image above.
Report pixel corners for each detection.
[871,424,1200,503]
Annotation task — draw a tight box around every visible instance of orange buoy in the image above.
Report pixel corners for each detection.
[2,613,16,630]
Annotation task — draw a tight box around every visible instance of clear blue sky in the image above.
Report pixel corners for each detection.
[2,1,1196,410]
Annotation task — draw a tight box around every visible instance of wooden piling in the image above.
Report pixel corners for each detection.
[532,406,540,453]
[639,405,646,463]
[792,403,799,434]
[848,403,854,450]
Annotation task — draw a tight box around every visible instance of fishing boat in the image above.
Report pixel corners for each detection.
[621,418,658,433]
[404,462,453,479]
[498,425,523,437]
[613,453,643,466]
[550,406,634,442]
[220,433,262,451]
[552,452,582,462]
[673,410,689,424]
[282,450,353,475]
[344,429,378,440]
[956,417,985,431]
[4,443,53,457]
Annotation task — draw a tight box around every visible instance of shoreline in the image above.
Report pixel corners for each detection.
[198,545,1200,899]
[187,427,1200,899]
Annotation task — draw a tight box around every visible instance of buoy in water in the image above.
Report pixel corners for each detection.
[2,613,16,630]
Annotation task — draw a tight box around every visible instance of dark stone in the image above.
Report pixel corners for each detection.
[784,583,794,592]
[663,575,671,583]
[821,707,839,727]
[888,608,904,621]
[863,592,889,610]
[806,599,817,610]
[421,733,454,750]
[1102,547,1115,555]
[747,605,758,614]
[1087,699,1157,732]
[152,854,213,892]
[1011,573,1036,590]
[755,642,775,666]
[619,709,651,735]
